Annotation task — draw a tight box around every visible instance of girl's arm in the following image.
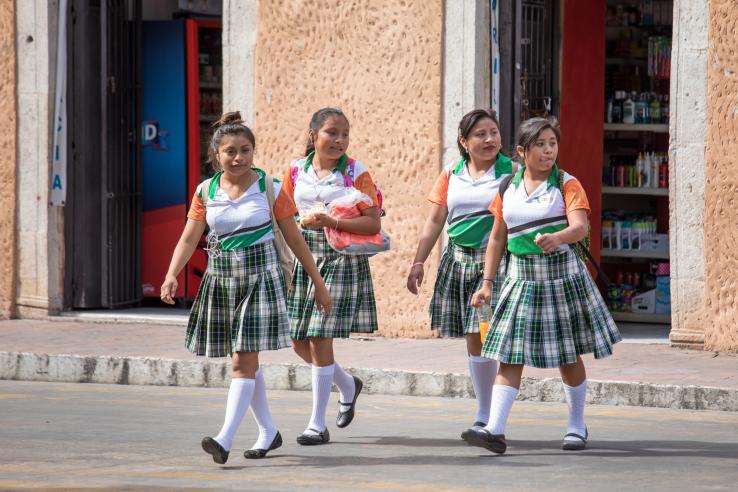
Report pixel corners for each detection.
[310,207,381,235]
[470,217,508,307]
[161,219,207,304]
[406,203,448,294]
[277,216,333,314]
[534,209,588,253]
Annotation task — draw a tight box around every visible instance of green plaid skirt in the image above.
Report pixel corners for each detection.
[481,249,621,368]
[288,228,378,339]
[185,241,291,357]
[429,242,506,337]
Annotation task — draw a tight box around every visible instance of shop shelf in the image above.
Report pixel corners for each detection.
[611,312,671,324]
[600,248,669,259]
[200,81,222,90]
[604,123,669,133]
[602,186,669,196]
[605,57,648,65]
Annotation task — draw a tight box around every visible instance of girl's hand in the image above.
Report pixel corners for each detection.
[314,284,333,315]
[160,275,178,305]
[310,213,338,230]
[470,285,492,308]
[406,264,424,295]
[534,233,562,253]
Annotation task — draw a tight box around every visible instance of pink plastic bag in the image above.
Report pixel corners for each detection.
[324,189,390,255]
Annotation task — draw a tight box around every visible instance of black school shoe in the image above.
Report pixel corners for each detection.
[336,376,364,428]
[296,428,330,445]
[201,437,229,464]
[244,431,283,459]
[461,427,507,454]
[460,421,487,440]
[561,428,588,451]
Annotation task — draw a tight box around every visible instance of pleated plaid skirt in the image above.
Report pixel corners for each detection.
[429,242,506,337]
[481,249,621,368]
[185,241,291,357]
[288,228,378,339]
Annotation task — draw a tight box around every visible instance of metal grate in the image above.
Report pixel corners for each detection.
[519,0,555,121]
[101,0,142,308]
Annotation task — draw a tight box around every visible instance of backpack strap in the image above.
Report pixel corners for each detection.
[498,174,514,199]
[557,169,611,286]
[199,178,213,207]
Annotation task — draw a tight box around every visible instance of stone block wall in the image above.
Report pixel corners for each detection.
[0,0,17,319]
[252,1,443,337]
[703,0,738,351]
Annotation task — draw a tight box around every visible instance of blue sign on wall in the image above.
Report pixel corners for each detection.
[142,21,186,212]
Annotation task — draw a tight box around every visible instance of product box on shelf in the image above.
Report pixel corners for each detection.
[631,288,656,314]
[641,233,669,252]
[655,275,671,314]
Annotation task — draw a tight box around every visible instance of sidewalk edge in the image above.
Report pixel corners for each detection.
[1,352,736,412]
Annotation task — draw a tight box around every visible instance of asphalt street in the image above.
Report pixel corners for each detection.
[1,380,737,491]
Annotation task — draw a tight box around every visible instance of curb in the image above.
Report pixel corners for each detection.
[2,351,737,412]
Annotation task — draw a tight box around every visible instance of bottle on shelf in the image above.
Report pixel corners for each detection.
[649,93,661,123]
[622,92,636,124]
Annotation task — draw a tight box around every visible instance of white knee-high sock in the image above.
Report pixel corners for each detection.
[214,378,255,451]
[468,355,497,425]
[304,364,335,435]
[249,369,278,450]
[333,362,356,413]
[563,379,587,436]
[484,384,519,435]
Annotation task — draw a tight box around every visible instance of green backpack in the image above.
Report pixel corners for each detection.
[498,169,610,285]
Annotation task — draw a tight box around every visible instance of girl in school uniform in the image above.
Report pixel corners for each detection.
[160,112,331,464]
[466,117,621,454]
[407,109,514,437]
[280,107,381,445]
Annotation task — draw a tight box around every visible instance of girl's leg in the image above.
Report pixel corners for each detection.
[292,338,313,364]
[559,356,588,444]
[299,338,335,440]
[465,333,496,427]
[203,351,259,463]
[484,363,524,435]
[246,366,281,455]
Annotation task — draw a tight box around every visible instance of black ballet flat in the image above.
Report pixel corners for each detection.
[201,436,229,464]
[244,431,283,459]
[296,428,330,445]
[336,376,364,428]
[461,427,507,454]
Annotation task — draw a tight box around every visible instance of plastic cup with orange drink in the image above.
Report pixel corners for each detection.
[477,303,493,342]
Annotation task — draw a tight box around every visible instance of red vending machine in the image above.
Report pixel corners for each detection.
[140,19,221,301]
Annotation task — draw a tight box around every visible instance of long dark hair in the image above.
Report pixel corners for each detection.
[305,107,349,156]
[207,111,256,171]
[457,109,501,161]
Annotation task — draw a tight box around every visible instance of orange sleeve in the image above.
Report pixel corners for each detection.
[273,185,298,220]
[427,170,449,206]
[281,166,296,201]
[489,192,503,219]
[353,172,379,211]
[187,191,206,222]
[563,179,591,216]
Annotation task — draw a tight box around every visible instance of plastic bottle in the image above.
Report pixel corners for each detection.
[635,93,648,124]
[659,159,669,188]
[622,93,636,124]
[633,152,643,187]
[621,221,632,250]
[612,91,623,123]
[661,94,669,124]
[651,153,660,188]
[631,222,642,250]
[614,221,623,249]
[650,93,661,123]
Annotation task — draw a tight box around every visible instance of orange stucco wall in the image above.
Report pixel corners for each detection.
[252,1,443,336]
[0,0,16,319]
[703,1,738,351]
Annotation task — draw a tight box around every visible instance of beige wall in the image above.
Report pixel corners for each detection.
[252,1,443,337]
[703,0,738,351]
[0,0,16,319]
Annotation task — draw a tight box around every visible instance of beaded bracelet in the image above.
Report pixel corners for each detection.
[482,277,495,283]
[410,262,424,269]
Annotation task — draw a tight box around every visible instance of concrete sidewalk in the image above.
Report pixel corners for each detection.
[1,318,738,412]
